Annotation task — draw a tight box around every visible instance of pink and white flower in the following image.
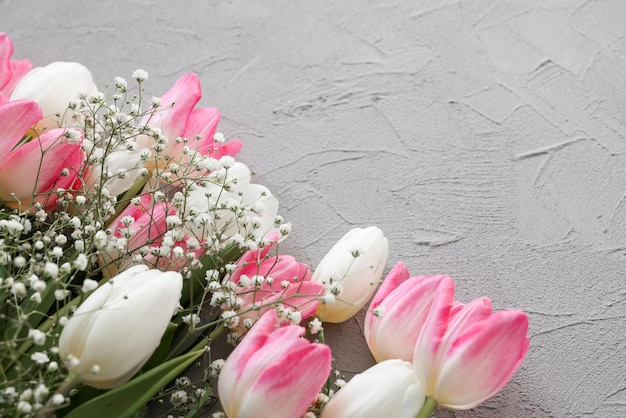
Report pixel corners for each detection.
[218,310,331,418]
[0,100,84,211]
[225,234,324,326]
[139,74,242,167]
[364,262,455,363]
[413,295,530,409]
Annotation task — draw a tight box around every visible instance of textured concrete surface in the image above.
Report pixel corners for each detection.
[2,0,626,416]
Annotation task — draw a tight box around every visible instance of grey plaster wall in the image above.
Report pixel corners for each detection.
[2,0,625,416]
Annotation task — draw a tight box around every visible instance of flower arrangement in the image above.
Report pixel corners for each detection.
[0,32,530,418]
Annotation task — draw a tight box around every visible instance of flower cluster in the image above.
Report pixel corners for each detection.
[0,32,529,418]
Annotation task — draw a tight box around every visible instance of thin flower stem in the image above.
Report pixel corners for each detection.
[189,323,226,353]
[415,397,438,418]
[36,374,81,418]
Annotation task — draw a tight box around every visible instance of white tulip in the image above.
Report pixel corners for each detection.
[58,265,182,389]
[321,359,424,418]
[11,61,98,131]
[313,227,388,323]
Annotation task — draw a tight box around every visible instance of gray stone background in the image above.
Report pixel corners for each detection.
[2,0,626,416]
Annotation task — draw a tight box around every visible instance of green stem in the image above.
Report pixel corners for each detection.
[36,374,81,418]
[189,324,226,353]
[415,397,438,418]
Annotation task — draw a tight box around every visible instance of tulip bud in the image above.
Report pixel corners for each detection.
[364,262,455,362]
[321,359,424,418]
[413,297,530,410]
[58,265,183,389]
[312,227,388,323]
[218,310,331,418]
[11,61,98,132]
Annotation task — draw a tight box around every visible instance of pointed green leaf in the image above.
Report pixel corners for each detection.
[62,349,205,418]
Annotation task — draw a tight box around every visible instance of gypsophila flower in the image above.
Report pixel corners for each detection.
[51,394,65,405]
[13,256,26,268]
[28,329,46,346]
[373,306,385,318]
[81,279,98,293]
[176,377,191,388]
[132,69,148,82]
[335,378,347,388]
[182,313,201,328]
[34,384,49,402]
[170,390,188,407]
[11,282,26,298]
[114,76,127,90]
[55,289,70,301]
[73,253,89,270]
[209,359,226,378]
[52,246,64,258]
[16,401,32,414]
[30,352,50,364]
[221,310,240,329]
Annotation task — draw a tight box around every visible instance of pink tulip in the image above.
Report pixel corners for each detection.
[0,100,84,211]
[413,295,530,409]
[218,310,332,418]
[101,194,169,274]
[139,74,242,166]
[364,262,455,362]
[0,33,31,97]
[109,194,169,248]
[226,235,324,325]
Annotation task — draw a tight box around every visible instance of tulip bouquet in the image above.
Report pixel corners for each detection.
[0,31,530,418]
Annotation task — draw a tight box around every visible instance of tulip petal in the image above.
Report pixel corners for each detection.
[364,263,410,361]
[0,100,42,160]
[237,344,331,418]
[367,275,454,362]
[434,310,530,409]
[368,261,409,311]
[0,33,31,96]
[0,128,83,208]
[220,312,316,417]
[182,107,220,148]
[152,74,201,140]
[412,277,456,395]
[11,62,97,132]
[321,360,424,418]
[211,139,243,159]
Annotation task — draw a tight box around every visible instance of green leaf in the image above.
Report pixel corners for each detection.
[62,349,205,418]
[184,386,215,418]
[183,244,243,307]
